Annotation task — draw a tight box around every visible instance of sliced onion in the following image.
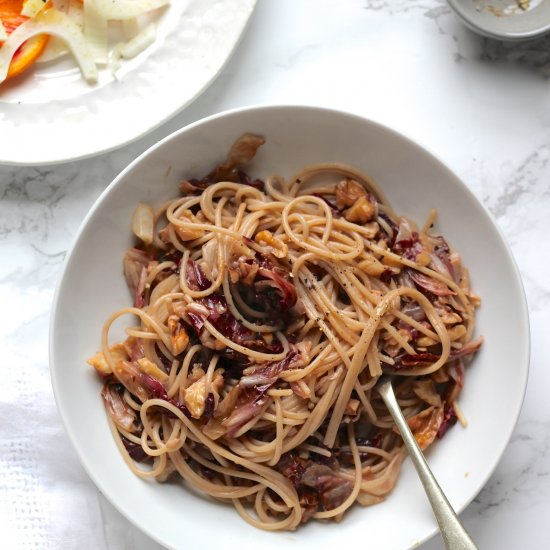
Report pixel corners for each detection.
[89,0,170,20]
[0,7,97,84]
[132,202,155,244]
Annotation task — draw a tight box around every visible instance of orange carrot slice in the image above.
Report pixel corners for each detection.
[0,0,49,81]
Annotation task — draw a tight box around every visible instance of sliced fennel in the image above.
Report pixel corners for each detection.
[21,0,48,18]
[0,21,7,42]
[0,8,97,84]
[114,22,156,59]
[89,0,170,20]
[0,0,171,84]
[83,0,108,64]
[35,35,69,63]
[122,17,139,40]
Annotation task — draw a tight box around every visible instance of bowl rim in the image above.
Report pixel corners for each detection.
[49,103,531,550]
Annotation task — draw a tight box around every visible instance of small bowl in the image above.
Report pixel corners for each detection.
[448,0,550,41]
[50,105,530,550]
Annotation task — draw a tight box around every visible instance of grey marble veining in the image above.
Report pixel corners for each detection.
[1,0,550,548]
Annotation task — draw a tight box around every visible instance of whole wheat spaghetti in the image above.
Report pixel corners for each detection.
[88,134,483,530]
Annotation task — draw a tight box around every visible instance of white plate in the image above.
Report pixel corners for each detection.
[0,0,256,166]
[50,105,530,550]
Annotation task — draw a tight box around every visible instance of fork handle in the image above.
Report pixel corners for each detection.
[378,380,478,550]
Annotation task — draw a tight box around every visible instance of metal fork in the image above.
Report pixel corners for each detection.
[377,375,478,550]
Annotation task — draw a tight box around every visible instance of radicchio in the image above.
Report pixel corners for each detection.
[436,405,458,439]
[300,464,353,511]
[277,453,352,514]
[222,384,270,438]
[114,360,191,419]
[256,266,297,311]
[432,236,455,280]
[408,269,456,297]
[185,260,212,291]
[101,382,138,432]
[216,348,304,437]
[123,248,151,307]
[180,134,266,193]
[184,293,283,356]
[240,351,298,388]
[121,435,150,463]
[392,335,483,370]
[405,406,444,450]
[231,251,297,313]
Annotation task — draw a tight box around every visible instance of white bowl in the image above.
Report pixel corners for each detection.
[50,105,529,550]
[448,0,550,41]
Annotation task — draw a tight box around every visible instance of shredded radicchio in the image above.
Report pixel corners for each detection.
[101,382,137,432]
[223,384,270,437]
[392,336,484,370]
[221,349,304,437]
[433,236,455,280]
[240,351,298,388]
[123,248,151,307]
[185,292,283,356]
[186,260,212,291]
[436,405,458,439]
[408,269,455,297]
[121,435,150,463]
[335,434,383,466]
[234,253,297,314]
[277,453,352,513]
[378,212,399,240]
[312,193,341,214]
[139,372,191,419]
[256,265,297,312]
[203,393,216,420]
[180,134,266,194]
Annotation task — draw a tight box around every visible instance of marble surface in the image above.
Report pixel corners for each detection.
[1,0,549,548]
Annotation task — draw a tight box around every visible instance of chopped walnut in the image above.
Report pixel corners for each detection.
[167,314,189,355]
[358,255,385,277]
[434,306,463,325]
[416,335,437,348]
[175,210,204,241]
[137,357,169,382]
[87,343,128,376]
[403,406,444,450]
[254,230,288,259]
[344,398,360,416]
[184,368,224,419]
[87,352,111,376]
[381,254,402,268]
[335,178,367,209]
[345,196,378,224]
[415,251,432,267]
[448,324,467,341]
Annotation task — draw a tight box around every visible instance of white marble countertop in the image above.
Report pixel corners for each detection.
[1,0,549,548]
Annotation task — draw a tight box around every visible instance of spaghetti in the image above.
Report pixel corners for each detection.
[88,134,483,530]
